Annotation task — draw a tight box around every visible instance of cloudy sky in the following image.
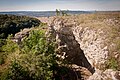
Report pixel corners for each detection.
[0,0,120,11]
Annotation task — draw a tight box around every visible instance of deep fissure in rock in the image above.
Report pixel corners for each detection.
[49,25,95,74]
[58,32,95,74]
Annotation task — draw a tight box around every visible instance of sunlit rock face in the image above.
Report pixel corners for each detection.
[48,18,95,75]
[49,17,109,70]
[72,26,108,69]
[88,69,120,80]
[47,13,120,79]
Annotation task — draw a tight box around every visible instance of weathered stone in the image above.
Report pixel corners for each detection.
[49,18,95,75]
[73,26,109,69]
[45,13,120,79]
[88,69,120,80]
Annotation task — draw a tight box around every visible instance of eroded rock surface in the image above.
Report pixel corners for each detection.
[48,18,95,78]
[45,13,120,80]
[73,26,108,69]
[88,69,120,80]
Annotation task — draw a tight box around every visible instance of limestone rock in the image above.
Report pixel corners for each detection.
[88,69,120,80]
[72,26,109,69]
[47,13,120,79]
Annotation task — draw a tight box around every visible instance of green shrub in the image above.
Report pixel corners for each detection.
[56,9,68,16]
[0,60,31,80]
[0,39,6,52]
[2,30,57,80]
[19,30,57,80]
[0,69,9,80]
[56,9,60,16]
[0,52,5,65]
[0,29,71,80]
[2,35,19,53]
[0,14,40,39]
[0,56,4,65]
[106,58,119,70]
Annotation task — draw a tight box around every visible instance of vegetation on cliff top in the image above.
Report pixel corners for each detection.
[0,28,55,79]
[0,18,74,79]
[0,12,120,80]
[0,14,40,39]
[0,14,40,54]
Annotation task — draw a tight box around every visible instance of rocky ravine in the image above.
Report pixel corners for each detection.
[39,13,120,80]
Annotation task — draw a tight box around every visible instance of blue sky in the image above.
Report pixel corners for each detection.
[0,0,120,11]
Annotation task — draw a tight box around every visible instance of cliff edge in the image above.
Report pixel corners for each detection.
[44,12,120,80]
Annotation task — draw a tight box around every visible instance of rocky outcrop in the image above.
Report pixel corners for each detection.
[11,28,31,43]
[88,69,120,80]
[47,13,120,80]
[47,18,95,80]
[72,26,108,69]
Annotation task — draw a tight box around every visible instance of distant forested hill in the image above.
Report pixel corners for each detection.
[0,11,93,17]
[0,14,40,39]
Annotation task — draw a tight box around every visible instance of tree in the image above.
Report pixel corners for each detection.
[56,9,60,16]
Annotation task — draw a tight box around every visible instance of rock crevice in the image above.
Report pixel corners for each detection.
[48,19,95,75]
[45,15,120,80]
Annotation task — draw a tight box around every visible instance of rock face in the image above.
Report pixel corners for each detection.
[46,13,120,79]
[48,18,95,74]
[73,26,108,69]
[88,69,120,80]
[11,28,31,43]
[49,17,108,70]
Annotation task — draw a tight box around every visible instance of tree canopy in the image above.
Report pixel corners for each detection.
[0,14,40,39]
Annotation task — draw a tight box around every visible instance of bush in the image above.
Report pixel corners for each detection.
[2,35,19,53]
[0,69,9,80]
[0,14,40,39]
[0,56,4,65]
[106,58,119,70]
[0,39,6,52]
[8,60,30,80]
[0,60,31,80]
[1,30,57,80]
[0,29,71,80]
[19,30,57,80]
[0,35,19,65]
